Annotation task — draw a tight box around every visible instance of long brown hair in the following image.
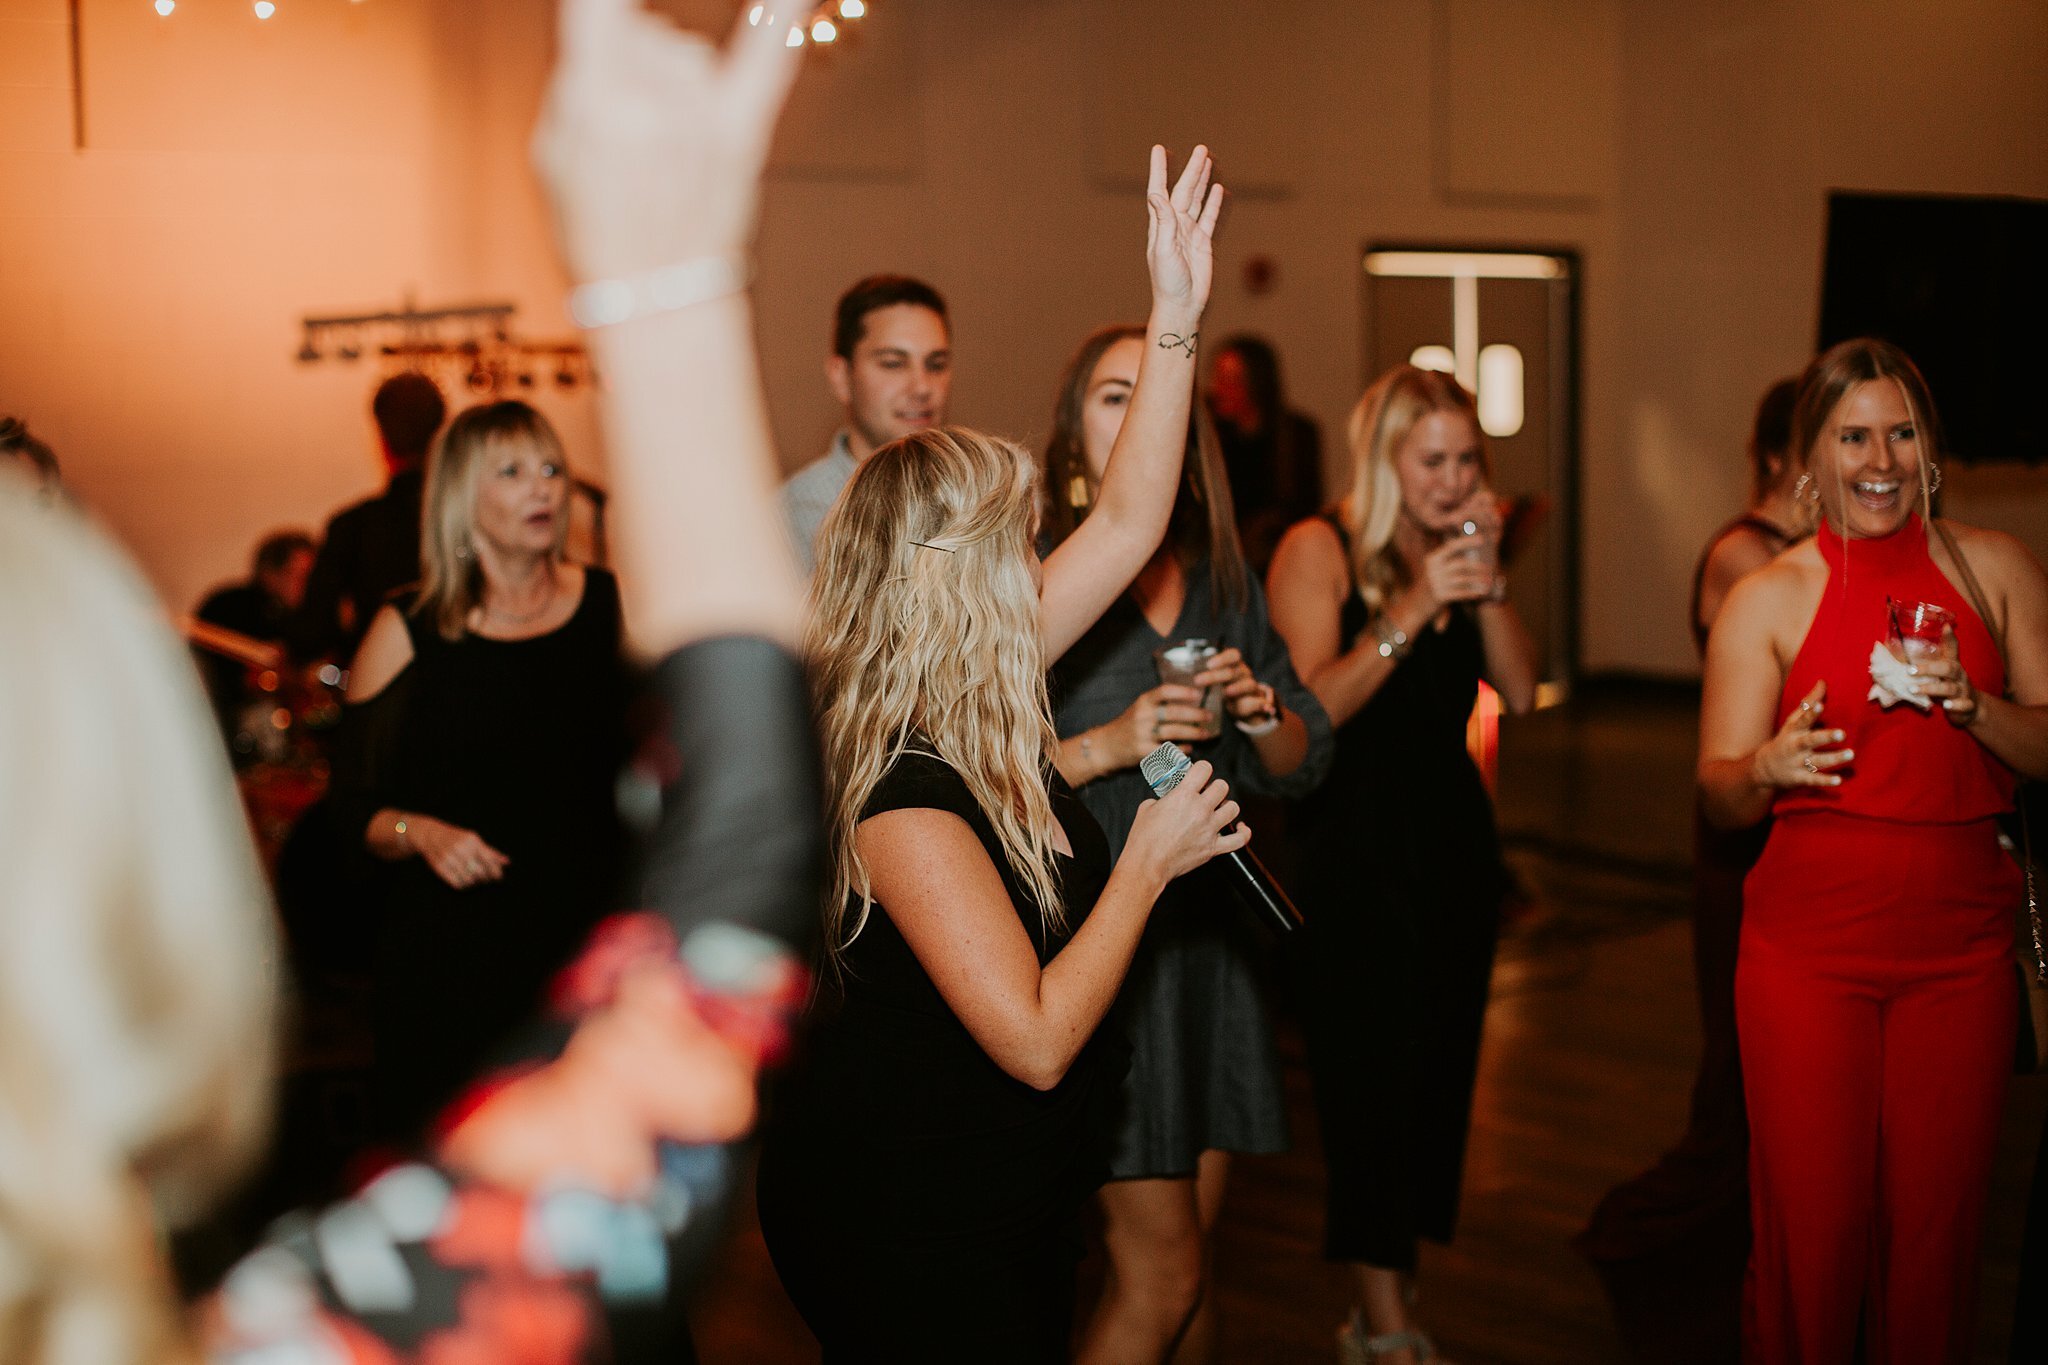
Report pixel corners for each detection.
[1039,324,1248,611]
[1340,365,1489,613]
[417,400,572,641]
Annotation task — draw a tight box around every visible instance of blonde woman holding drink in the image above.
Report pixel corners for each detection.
[1266,364,1536,1365]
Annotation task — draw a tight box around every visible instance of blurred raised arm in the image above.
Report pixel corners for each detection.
[535,0,805,654]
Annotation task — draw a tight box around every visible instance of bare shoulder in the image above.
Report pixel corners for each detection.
[1711,519,1790,567]
[857,805,990,878]
[1268,515,1346,593]
[344,605,415,702]
[1718,542,1821,643]
[1941,519,2048,592]
[1701,522,1783,585]
[1733,539,1821,604]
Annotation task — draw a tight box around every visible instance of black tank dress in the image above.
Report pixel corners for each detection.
[755,750,1120,1363]
[333,569,630,1141]
[1287,518,1509,1272]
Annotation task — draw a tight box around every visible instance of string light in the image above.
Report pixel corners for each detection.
[253,0,275,16]
[154,0,175,13]
[752,3,870,45]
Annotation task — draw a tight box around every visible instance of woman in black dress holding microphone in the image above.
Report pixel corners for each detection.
[757,146,1243,1362]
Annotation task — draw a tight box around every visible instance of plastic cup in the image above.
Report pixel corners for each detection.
[1452,517,1498,573]
[1152,639,1224,738]
[1896,601,1956,662]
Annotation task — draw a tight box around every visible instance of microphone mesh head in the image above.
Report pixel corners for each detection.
[1139,742,1191,796]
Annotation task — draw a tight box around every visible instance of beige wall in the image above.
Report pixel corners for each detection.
[3,0,2043,672]
[0,0,594,615]
[1607,0,2048,673]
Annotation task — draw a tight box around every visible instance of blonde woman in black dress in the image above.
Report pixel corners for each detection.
[337,400,629,1141]
[757,148,1248,1362]
[1267,365,1537,1365]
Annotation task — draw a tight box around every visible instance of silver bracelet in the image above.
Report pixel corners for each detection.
[568,252,750,330]
[1370,614,1412,660]
[1235,707,1282,738]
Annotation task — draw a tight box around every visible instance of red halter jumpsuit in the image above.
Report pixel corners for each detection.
[1738,516,2018,1364]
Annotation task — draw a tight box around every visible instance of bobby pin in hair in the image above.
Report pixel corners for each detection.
[908,539,955,554]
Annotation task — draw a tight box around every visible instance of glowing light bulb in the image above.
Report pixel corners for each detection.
[839,0,865,16]
[810,17,837,42]
[154,0,175,14]
[253,0,275,16]
[747,4,765,24]
[785,25,805,46]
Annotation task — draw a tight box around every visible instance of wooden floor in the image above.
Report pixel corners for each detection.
[687,685,2048,1364]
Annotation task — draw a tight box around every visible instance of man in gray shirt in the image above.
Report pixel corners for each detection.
[782,274,953,569]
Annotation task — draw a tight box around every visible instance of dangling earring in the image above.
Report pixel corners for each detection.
[1793,472,1819,505]
[1926,462,1944,496]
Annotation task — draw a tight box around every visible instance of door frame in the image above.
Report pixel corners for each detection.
[1359,241,1584,687]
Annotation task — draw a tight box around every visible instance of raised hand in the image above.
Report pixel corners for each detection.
[1144,144,1227,321]
[533,0,804,283]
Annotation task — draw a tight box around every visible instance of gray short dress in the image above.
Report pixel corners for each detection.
[1050,562,1333,1180]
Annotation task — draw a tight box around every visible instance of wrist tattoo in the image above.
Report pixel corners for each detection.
[1158,331,1198,357]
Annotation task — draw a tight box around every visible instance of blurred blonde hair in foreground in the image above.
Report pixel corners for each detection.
[0,472,278,1365]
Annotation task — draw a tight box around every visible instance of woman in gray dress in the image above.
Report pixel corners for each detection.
[1046,323,1334,1365]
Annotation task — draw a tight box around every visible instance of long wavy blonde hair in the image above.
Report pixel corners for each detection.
[1340,365,1488,613]
[0,474,278,1365]
[807,427,1064,960]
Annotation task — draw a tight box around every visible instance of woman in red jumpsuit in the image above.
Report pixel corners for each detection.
[1699,337,2048,1364]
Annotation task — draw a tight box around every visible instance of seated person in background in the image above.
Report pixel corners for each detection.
[193,528,317,752]
[780,273,952,569]
[291,372,447,665]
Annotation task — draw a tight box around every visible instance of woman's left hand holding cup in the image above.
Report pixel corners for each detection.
[1198,646,1276,726]
[1914,626,1981,728]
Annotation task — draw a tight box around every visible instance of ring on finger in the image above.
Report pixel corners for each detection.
[1801,754,1818,774]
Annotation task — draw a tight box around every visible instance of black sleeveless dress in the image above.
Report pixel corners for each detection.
[756,750,1120,1363]
[334,569,630,1141]
[1287,517,1508,1272]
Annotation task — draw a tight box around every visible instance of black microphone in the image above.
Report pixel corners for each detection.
[1139,742,1305,935]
